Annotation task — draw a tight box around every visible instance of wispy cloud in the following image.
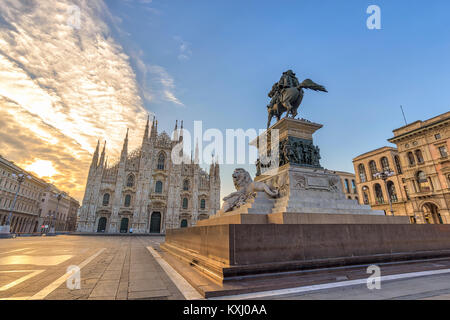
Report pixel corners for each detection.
[0,0,154,200]
[131,49,184,106]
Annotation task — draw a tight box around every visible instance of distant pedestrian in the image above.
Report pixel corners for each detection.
[129,228,133,234]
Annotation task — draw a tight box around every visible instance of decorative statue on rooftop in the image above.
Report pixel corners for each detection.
[267,70,327,129]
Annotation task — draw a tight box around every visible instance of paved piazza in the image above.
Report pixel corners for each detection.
[2,235,450,300]
[0,235,187,300]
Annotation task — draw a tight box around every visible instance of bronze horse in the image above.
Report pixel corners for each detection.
[267,79,327,129]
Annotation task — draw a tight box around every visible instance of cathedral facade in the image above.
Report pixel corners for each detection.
[77,118,221,234]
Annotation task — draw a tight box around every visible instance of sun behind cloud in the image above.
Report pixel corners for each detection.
[25,160,58,178]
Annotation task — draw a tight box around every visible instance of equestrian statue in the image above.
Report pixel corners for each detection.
[267,70,327,129]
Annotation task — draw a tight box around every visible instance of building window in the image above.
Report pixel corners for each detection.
[438,146,448,158]
[183,179,190,191]
[344,179,350,193]
[374,184,384,204]
[416,171,430,192]
[157,153,165,170]
[126,174,135,187]
[387,181,398,202]
[435,133,441,140]
[182,198,188,209]
[351,180,357,194]
[369,161,378,178]
[380,157,390,171]
[200,199,206,209]
[155,181,163,193]
[358,164,367,183]
[407,152,415,166]
[124,195,131,207]
[415,150,424,164]
[102,193,110,206]
[394,155,402,174]
[362,186,370,205]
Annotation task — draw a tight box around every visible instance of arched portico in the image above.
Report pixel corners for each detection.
[421,202,443,224]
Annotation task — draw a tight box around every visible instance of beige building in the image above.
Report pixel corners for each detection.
[334,171,359,201]
[66,197,80,232]
[353,146,411,219]
[38,184,80,232]
[388,111,449,224]
[353,111,449,224]
[0,155,47,233]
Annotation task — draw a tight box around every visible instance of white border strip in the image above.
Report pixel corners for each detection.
[28,248,106,300]
[147,246,203,300]
[0,270,45,291]
[211,267,450,300]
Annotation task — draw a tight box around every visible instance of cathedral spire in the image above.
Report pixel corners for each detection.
[90,140,100,169]
[99,141,106,168]
[172,120,178,141]
[121,129,129,158]
[142,115,150,145]
[151,117,158,138]
[194,138,199,164]
[179,120,184,142]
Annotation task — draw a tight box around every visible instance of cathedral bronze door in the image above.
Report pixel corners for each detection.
[180,219,188,228]
[150,212,161,233]
[120,218,129,233]
[97,217,107,233]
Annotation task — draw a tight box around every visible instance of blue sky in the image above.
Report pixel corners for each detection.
[1,0,448,200]
[106,0,450,196]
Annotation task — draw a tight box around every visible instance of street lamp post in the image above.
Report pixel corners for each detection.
[3,173,31,234]
[374,169,395,216]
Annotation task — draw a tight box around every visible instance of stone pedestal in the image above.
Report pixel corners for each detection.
[251,117,385,217]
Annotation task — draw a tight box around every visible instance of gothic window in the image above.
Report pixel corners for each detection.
[374,184,384,204]
[344,179,350,193]
[358,164,367,183]
[387,181,398,202]
[183,179,190,191]
[157,153,165,170]
[380,157,390,171]
[124,194,131,207]
[407,152,415,166]
[200,199,206,209]
[415,149,424,164]
[394,155,403,174]
[126,174,135,187]
[102,193,110,206]
[182,198,188,209]
[155,181,163,194]
[369,161,378,178]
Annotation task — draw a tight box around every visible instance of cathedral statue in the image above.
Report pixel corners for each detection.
[267,70,328,128]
